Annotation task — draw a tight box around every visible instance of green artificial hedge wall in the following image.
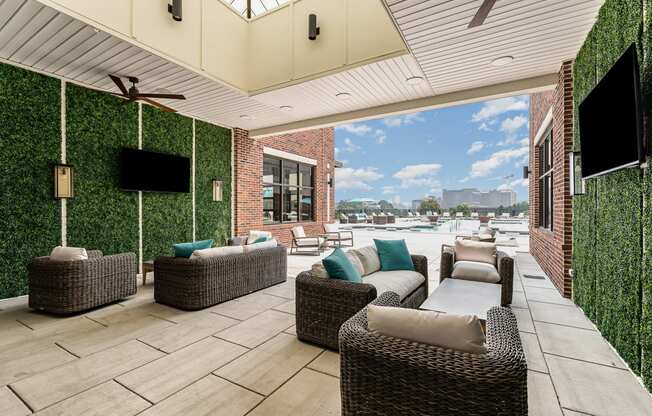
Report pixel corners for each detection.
[572,0,651,389]
[195,120,232,246]
[0,64,61,298]
[141,106,193,261]
[66,84,139,256]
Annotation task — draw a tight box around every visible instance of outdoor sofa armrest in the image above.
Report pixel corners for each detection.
[497,251,514,306]
[87,250,103,259]
[439,249,455,282]
[228,236,248,246]
[411,255,429,283]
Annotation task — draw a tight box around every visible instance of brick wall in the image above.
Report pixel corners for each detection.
[233,127,335,246]
[529,61,574,298]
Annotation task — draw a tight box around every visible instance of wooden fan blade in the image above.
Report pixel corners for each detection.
[141,97,176,113]
[468,0,496,28]
[109,74,129,96]
[134,93,186,100]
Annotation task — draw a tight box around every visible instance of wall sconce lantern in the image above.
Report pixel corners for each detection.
[54,164,74,199]
[212,180,223,202]
[168,0,182,22]
[308,14,320,40]
[569,152,585,196]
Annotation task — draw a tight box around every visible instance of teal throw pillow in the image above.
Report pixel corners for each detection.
[252,236,268,244]
[374,239,415,271]
[174,239,214,258]
[322,248,362,283]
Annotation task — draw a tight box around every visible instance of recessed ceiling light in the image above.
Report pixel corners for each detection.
[491,56,514,66]
[406,76,425,85]
[336,92,352,100]
[239,115,251,120]
[279,105,293,111]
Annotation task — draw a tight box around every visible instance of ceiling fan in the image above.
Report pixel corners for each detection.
[468,0,496,28]
[108,74,186,112]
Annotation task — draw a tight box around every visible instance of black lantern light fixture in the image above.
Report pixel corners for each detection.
[168,0,183,22]
[308,14,320,40]
[54,164,74,199]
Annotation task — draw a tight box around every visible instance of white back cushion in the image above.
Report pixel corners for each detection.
[50,246,88,261]
[324,223,338,233]
[244,239,278,253]
[292,226,306,238]
[454,240,496,265]
[368,305,487,354]
[191,245,244,259]
[351,246,381,276]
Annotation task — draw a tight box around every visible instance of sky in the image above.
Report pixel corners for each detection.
[334,95,531,207]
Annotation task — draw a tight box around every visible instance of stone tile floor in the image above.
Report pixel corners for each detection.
[0,229,651,415]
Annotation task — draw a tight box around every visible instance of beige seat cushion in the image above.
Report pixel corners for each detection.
[478,233,494,241]
[244,239,278,253]
[351,246,381,275]
[191,245,244,259]
[452,261,501,283]
[295,237,325,247]
[311,251,364,278]
[454,240,496,265]
[363,270,424,301]
[368,305,487,354]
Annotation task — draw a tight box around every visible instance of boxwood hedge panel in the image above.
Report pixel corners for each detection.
[142,106,193,260]
[594,0,642,80]
[195,120,232,246]
[594,170,642,372]
[572,180,597,321]
[0,64,61,299]
[572,27,596,152]
[66,84,139,256]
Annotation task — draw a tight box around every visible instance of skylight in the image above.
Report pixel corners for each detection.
[221,0,290,18]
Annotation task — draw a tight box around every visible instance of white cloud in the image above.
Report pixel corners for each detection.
[382,186,396,195]
[374,129,386,144]
[335,167,383,190]
[478,122,492,132]
[336,123,372,136]
[383,112,425,127]
[392,195,403,207]
[470,146,529,178]
[467,141,485,155]
[500,115,528,135]
[472,96,528,122]
[497,178,529,191]
[393,163,442,188]
[343,138,361,153]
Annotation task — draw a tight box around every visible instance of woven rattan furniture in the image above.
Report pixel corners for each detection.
[296,254,428,350]
[29,250,137,314]
[440,244,513,306]
[339,292,527,416]
[154,245,287,310]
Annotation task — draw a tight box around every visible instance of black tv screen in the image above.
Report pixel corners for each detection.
[579,44,643,179]
[120,148,190,193]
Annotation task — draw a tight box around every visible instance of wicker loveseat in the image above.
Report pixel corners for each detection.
[296,250,428,350]
[29,250,137,314]
[154,245,287,310]
[339,292,527,416]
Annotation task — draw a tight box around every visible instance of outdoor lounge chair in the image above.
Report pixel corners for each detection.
[456,226,497,243]
[339,292,527,416]
[443,212,451,218]
[373,213,387,225]
[29,250,137,314]
[488,212,496,218]
[456,211,464,218]
[440,241,513,306]
[323,223,353,247]
[386,213,396,224]
[291,226,326,255]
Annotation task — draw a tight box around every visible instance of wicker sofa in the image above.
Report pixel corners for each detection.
[339,292,527,416]
[296,250,428,350]
[154,245,287,310]
[440,245,513,306]
[29,250,137,314]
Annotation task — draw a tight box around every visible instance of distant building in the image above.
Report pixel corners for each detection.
[442,188,517,209]
[411,199,423,211]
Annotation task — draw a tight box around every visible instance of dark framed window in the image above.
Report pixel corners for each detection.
[538,128,553,230]
[263,155,314,224]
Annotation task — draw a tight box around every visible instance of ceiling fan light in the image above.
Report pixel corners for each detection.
[406,76,425,85]
[335,92,352,100]
[491,56,514,66]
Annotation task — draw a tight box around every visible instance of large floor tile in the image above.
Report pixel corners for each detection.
[10,340,163,411]
[216,309,295,348]
[34,381,150,416]
[529,302,595,330]
[116,337,247,403]
[547,355,652,416]
[512,308,535,333]
[263,279,296,299]
[0,386,30,416]
[247,369,341,416]
[536,322,626,369]
[524,286,574,306]
[0,340,76,386]
[307,350,340,378]
[521,275,556,289]
[139,375,262,416]
[510,291,528,309]
[562,410,591,416]
[520,331,548,373]
[528,371,563,416]
[272,300,295,315]
[216,333,323,395]
[284,325,297,335]
[209,292,288,321]
[139,312,238,353]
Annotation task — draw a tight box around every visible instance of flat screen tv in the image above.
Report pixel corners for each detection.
[120,148,190,193]
[579,43,643,179]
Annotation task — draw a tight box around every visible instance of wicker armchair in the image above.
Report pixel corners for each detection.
[440,245,513,306]
[154,246,287,310]
[339,292,527,416]
[29,251,137,314]
[296,255,428,350]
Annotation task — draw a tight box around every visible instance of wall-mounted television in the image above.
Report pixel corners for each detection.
[120,148,190,193]
[579,43,644,179]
